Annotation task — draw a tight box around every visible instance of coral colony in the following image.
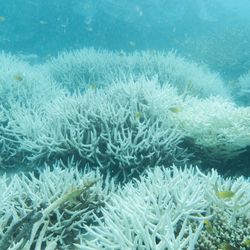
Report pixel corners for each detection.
[0,49,250,249]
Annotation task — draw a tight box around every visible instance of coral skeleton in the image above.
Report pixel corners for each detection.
[1,49,249,171]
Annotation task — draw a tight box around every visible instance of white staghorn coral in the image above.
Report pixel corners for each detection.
[199,168,250,219]
[77,166,207,249]
[45,48,229,98]
[0,162,249,249]
[1,49,249,173]
[176,95,250,158]
[0,78,187,178]
[0,52,61,108]
[196,168,250,249]
[1,73,249,171]
[1,47,250,250]
[0,160,114,250]
[76,165,250,250]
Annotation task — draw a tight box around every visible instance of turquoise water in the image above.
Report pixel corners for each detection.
[1,0,250,79]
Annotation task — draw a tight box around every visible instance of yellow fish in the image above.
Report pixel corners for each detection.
[135,111,142,119]
[13,73,23,81]
[169,106,182,113]
[216,190,235,199]
[88,83,97,90]
[204,219,213,233]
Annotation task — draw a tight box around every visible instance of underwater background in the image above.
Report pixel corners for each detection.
[0,0,250,249]
[1,0,250,79]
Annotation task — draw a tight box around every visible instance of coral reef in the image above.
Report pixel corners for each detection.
[0,52,61,108]
[0,48,249,249]
[1,164,249,249]
[1,49,249,174]
[0,78,188,179]
[45,48,229,98]
[77,166,250,249]
[1,76,248,173]
[176,96,250,159]
[0,161,114,249]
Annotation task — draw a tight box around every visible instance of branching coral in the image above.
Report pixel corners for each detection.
[0,52,61,108]
[0,47,249,250]
[195,168,250,249]
[0,162,249,249]
[176,96,250,160]
[0,78,188,179]
[1,71,249,175]
[2,48,247,173]
[0,161,114,249]
[77,166,250,250]
[77,166,208,249]
[44,48,229,98]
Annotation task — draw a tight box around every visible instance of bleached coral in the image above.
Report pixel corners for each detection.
[176,95,250,159]
[200,168,250,218]
[0,78,187,178]
[0,160,114,250]
[1,49,249,173]
[77,165,250,250]
[77,166,208,249]
[0,52,63,109]
[0,161,249,249]
[45,48,228,98]
[196,168,250,249]
[1,70,249,173]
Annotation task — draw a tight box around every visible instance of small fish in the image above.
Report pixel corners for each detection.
[85,26,93,32]
[13,73,23,81]
[135,111,142,119]
[135,6,143,16]
[129,41,136,47]
[0,16,6,22]
[39,20,48,25]
[169,106,182,113]
[218,243,239,250]
[241,239,250,247]
[88,83,97,90]
[216,190,235,199]
[204,219,213,233]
